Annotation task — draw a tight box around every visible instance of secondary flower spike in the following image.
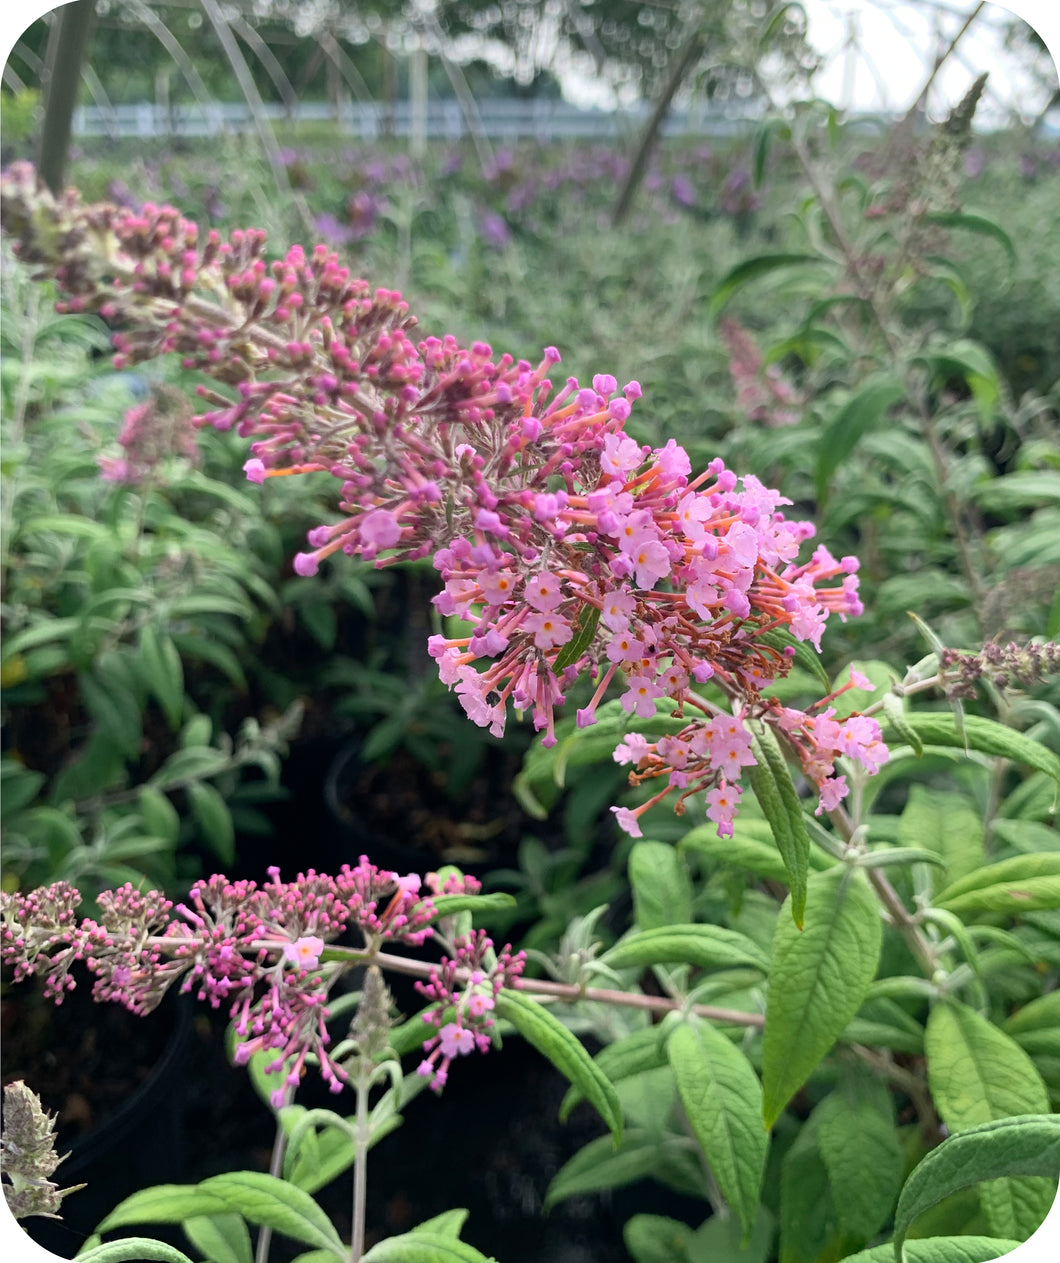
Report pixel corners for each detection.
[0,164,888,834]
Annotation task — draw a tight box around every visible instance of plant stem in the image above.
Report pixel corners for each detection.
[350,1078,369,1263]
[254,1114,289,1263]
[143,937,766,1026]
[827,805,940,978]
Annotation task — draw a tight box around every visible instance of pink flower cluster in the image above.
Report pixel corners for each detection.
[414,929,526,1092]
[97,386,199,485]
[1,860,444,1103]
[611,671,889,838]
[0,165,888,836]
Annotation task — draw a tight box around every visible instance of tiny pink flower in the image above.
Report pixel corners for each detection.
[610,806,643,837]
[439,1022,476,1058]
[360,508,402,549]
[282,935,325,970]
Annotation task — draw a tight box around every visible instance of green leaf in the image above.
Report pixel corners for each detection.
[925,210,1017,265]
[709,253,830,319]
[623,1213,696,1263]
[898,786,984,887]
[815,378,905,498]
[422,893,517,922]
[925,1001,1055,1239]
[553,601,600,672]
[559,1025,668,1121]
[779,1112,847,1263]
[762,868,882,1126]
[971,472,1060,513]
[150,746,230,789]
[747,723,811,926]
[846,1239,1022,1263]
[361,1231,496,1262]
[410,1209,469,1237]
[688,1205,774,1263]
[545,1129,701,1209]
[815,1074,902,1244]
[139,625,185,730]
[79,670,142,761]
[494,989,622,1142]
[187,782,235,865]
[1002,991,1060,1046]
[76,1242,197,1263]
[915,340,1002,421]
[878,714,1060,790]
[629,841,692,930]
[182,1213,252,1263]
[138,786,180,847]
[680,818,833,886]
[934,853,1060,917]
[893,1115,1060,1259]
[667,1019,769,1241]
[758,627,830,693]
[197,1173,344,1258]
[0,760,46,819]
[96,1185,232,1232]
[602,924,769,974]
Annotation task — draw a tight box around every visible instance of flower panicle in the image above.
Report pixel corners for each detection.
[414,930,526,1093]
[0,165,888,839]
[1,861,477,1103]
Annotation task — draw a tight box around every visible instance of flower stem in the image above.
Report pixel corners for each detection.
[254,1114,288,1263]
[350,1078,369,1263]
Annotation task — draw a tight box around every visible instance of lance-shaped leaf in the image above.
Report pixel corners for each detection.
[878,713,1060,789]
[196,1172,345,1259]
[629,840,692,930]
[361,1232,496,1262]
[602,924,769,974]
[422,892,516,923]
[182,1213,252,1263]
[934,853,1060,917]
[843,1238,1022,1263]
[925,1001,1055,1240]
[898,785,984,886]
[709,252,829,319]
[559,1025,668,1121]
[762,868,882,1127]
[553,602,600,673]
[747,723,810,926]
[892,1115,1060,1260]
[815,1074,902,1245]
[668,1019,769,1241]
[96,1185,233,1232]
[815,378,905,497]
[545,1129,703,1209]
[76,1243,198,1263]
[680,818,834,887]
[495,989,621,1142]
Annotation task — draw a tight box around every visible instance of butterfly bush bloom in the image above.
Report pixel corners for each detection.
[0,164,888,836]
[414,930,526,1092]
[0,861,459,1102]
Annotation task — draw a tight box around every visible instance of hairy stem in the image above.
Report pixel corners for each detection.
[350,1078,369,1263]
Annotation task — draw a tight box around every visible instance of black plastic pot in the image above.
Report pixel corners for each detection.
[13,988,193,1259]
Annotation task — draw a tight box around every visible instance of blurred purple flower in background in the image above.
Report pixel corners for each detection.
[478,209,511,249]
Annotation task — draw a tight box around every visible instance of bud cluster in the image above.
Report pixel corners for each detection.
[941,640,1060,700]
[1,1081,85,1221]
[0,164,888,835]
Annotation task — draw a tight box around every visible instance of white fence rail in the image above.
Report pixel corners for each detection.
[72,98,759,142]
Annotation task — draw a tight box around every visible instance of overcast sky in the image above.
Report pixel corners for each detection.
[1,1,1058,122]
